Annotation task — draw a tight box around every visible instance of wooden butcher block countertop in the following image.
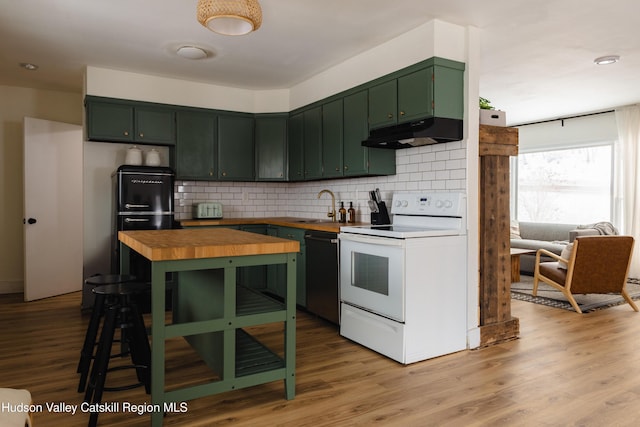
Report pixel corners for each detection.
[119,228,300,261]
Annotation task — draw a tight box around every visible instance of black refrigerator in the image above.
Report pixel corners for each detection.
[82,165,176,310]
[111,165,176,278]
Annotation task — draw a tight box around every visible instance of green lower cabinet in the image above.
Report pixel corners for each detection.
[267,226,306,307]
[238,225,269,290]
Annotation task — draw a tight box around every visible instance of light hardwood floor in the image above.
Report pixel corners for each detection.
[2,291,640,426]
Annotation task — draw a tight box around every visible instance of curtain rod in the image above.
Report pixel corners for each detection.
[516,109,615,127]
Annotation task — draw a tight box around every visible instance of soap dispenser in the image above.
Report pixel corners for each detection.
[338,202,347,223]
[347,202,356,223]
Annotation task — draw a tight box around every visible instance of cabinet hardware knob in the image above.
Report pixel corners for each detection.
[387,113,393,119]
[124,131,129,136]
[344,166,348,170]
[139,133,144,138]
[222,172,227,177]
[400,111,405,116]
[335,167,339,171]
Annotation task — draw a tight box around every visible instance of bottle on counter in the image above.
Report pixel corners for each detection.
[338,201,347,223]
[347,201,356,223]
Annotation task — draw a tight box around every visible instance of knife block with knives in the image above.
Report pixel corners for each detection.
[369,188,391,225]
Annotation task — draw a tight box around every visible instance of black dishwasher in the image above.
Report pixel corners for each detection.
[305,230,339,324]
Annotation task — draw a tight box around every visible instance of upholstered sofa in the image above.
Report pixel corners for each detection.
[510,221,601,276]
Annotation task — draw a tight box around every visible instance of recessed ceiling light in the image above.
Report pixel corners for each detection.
[594,55,620,65]
[19,62,39,71]
[176,46,208,60]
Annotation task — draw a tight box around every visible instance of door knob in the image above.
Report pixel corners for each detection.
[24,218,37,224]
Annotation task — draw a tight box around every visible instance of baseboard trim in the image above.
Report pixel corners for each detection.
[0,281,24,294]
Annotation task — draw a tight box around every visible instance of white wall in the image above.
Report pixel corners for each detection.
[0,85,82,293]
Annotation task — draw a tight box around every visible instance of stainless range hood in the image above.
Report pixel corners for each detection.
[362,117,463,149]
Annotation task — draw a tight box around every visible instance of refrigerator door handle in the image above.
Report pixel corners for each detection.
[124,218,150,223]
[125,203,151,209]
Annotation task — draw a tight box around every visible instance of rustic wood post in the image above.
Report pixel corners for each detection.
[478,125,520,346]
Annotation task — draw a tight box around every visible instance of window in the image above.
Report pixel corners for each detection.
[515,145,612,224]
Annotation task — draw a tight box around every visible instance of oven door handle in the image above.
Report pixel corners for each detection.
[339,233,405,247]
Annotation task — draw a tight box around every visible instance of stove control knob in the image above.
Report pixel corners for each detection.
[435,200,444,208]
[394,200,402,207]
[444,200,453,208]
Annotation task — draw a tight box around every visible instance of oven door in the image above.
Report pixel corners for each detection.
[339,233,405,322]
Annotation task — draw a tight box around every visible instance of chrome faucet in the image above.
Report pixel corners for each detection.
[317,189,336,222]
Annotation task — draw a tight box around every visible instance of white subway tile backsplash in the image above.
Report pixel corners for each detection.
[174,142,467,220]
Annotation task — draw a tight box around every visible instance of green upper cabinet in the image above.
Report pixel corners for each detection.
[397,67,433,123]
[303,107,323,180]
[176,110,217,180]
[85,96,175,145]
[217,114,255,181]
[367,58,465,130]
[368,80,397,130]
[322,99,343,178]
[135,107,176,145]
[255,115,287,181]
[432,63,465,120]
[343,90,395,177]
[288,112,304,182]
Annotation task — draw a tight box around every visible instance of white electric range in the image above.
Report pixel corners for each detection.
[339,192,468,364]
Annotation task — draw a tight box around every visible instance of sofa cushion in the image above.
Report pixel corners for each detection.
[510,220,522,239]
[558,243,574,270]
[510,238,567,255]
[517,221,579,242]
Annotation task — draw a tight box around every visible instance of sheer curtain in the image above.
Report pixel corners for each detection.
[614,105,640,278]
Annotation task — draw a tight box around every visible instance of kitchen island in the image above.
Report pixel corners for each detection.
[118,228,299,427]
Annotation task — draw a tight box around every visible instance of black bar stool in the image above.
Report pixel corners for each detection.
[76,274,137,393]
[84,283,152,427]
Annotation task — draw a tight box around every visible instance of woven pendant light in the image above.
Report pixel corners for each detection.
[197,0,262,36]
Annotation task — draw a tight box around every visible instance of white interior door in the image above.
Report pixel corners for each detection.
[23,117,83,301]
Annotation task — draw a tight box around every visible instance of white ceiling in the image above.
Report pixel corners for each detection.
[1,0,638,125]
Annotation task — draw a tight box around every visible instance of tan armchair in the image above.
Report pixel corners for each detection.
[533,235,638,313]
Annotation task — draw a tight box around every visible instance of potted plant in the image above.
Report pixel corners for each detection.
[479,97,506,126]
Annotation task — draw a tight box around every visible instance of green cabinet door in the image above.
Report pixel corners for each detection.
[267,226,306,306]
[397,67,433,123]
[322,99,343,178]
[343,90,396,177]
[303,107,323,180]
[255,115,287,181]
[135,107,176,145]
[86,99,134,142]
[433,64,465,120]
[218,114,255,181]
[343,90,370,176]
[238,225,269,290]
[176,110,217,180]
[287,112,304,182]
[368,79,397,130]
[86,96,176,144]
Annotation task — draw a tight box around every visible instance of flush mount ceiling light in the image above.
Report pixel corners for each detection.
[19,62,39,71]
[176,46,208,60]
[594,55,620,65]
[197,0,262,36]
